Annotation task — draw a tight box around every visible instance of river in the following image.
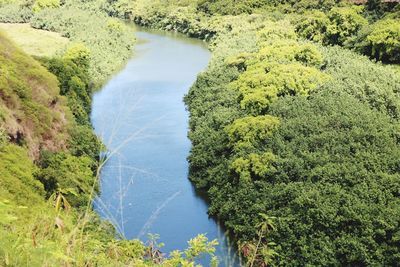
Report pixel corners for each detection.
[91,28,241,266]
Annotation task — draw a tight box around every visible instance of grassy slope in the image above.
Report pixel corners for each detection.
[0,23,69,57]
[0,32,139,267]
[0,142,143,266]
[0,31,71,158]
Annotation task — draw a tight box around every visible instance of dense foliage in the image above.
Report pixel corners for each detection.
[1,0,399,265]
[350,17,400,62]
[113,0,399,63]
[0,0,136,84]
[0,1,222,265]
[31,8,134,84]
[181,14,400,265]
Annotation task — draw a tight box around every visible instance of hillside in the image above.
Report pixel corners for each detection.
[0,31,70,158]
[0,23,69,57]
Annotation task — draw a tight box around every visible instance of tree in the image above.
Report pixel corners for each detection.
[294,11,330,43]
[233,62,328,114]
[36,152,95,207]
[63,43,91,70]
[240,213,278,267]
[226,115,280,152]
[326,6,368,45]
[32,0,60,12]
[365,18,400,63]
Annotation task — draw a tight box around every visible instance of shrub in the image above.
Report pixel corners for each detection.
[233,62,329,114]
[36,151,95,206]
[352,18,400,63]
[39,54,92,124]
[294,10,330,43]
[63,43,91,69]
[321,45,400,119]
[32,0,60,12]
[68,125,102,159]
[326,6,368,45]
[0,4,32,23]
[295,7,369,46]
[197,0,266,15]
[30,5,135,84]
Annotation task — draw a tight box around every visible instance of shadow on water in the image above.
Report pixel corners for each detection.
[91,25,243,266]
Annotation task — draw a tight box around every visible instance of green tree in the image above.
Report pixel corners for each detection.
[63,43,91,70]
[36,152,95,206]
[226,115,280,152]
[233,62,328,114]
[294,11,330,43]
[32,0,60,12]
[356,18,400,63]
[326,6,368,45]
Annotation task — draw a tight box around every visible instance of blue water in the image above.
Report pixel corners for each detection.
[91,29,241,266]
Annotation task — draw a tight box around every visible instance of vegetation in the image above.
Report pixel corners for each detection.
[0,0,220,265]
[351,17,400,62]
[0,0,136,84]
[1,0,399,266]
[109,4,398,263]
[0,24,219,267]
[0,3,32,23]
[184,14,400,267]
[0,23,69,57]
[0,31,70,158]
[110,0,399,63]
[0,142,218,266]
[30,4,135,84]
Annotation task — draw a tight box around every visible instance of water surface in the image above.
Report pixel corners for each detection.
[91,29,240,265]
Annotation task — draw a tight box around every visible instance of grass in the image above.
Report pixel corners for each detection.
[0,31,70,158]
[0,23,69,56]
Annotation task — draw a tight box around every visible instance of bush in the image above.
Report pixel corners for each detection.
[0,4,32,23]
[295,7,369,46]
[68,124,102,159]
[321,45,400,119]
[326,6,368,45]
[287,0,342,12]
[294,10,330,43]
[197,0,266,15]
[39,53,92,124]
[36,151,96,206]
[30,5,135,84]
[32,0,60,12]
[233,62,329,114]
[63,42,91,69]
[352,18,400,63]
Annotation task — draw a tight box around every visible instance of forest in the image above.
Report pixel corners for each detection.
[0,0,399,266]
